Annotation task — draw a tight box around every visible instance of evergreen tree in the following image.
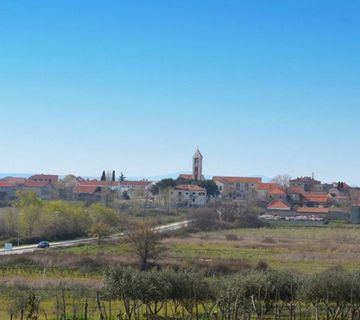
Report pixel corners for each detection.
[111,170,116,182]
[119,172,125,182]
[101,170,106,181]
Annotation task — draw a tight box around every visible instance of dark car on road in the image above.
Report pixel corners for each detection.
[37,241,50,248]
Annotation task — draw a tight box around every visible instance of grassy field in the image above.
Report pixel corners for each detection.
[164,223,360,272]
[1,223,360,318]
[46,223,360,273]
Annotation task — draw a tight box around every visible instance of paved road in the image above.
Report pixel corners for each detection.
[0,220,189,256]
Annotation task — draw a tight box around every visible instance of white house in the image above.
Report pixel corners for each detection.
[170,184,207,207]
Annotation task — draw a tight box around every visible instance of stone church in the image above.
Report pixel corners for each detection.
[179,148,205,181]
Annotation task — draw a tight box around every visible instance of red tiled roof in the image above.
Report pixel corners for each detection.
[23,180,50,188]
[78,180,118,187]
[175,184,206,192]
[29,174,58,184]
[257,183,277,190]
[0,177,26,185]
[73,185,98,194]
[120,181,152,186]
[296,207,329,214]
[302,192,329,203]
[267,200,291,210]
[178,174,193,180]
[213,176,262,184]
[287,186,303,194]
[78,180,151,188]
[0,181,14,188]
[270,187,286,196]
[257,183,285,195]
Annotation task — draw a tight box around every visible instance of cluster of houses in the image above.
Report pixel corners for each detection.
[73,177,152,202]
[177,173,356,220]
[0,173,152,202]
[1,149,360,223]
[174,149,360,222]
[212,175,355,220]
[0,174,58,201]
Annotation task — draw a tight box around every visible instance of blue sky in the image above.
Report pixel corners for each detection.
[0,1,359,184]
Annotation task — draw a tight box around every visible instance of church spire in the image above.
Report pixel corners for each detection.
[192,148,203,180]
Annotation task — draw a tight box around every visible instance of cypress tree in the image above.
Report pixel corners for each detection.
[101,170,106,181]
[112,170,116,182]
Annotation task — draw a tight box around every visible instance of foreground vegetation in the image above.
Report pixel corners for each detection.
[2,199,360,319]
[3,266,360,320]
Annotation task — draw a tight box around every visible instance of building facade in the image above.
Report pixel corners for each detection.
[213,176,262,199]
[170,184,207,207]
[289,177,321,192]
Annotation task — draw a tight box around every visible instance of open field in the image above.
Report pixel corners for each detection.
[2,224,360,318]
[164,223,360,272]
[37,223,360,273]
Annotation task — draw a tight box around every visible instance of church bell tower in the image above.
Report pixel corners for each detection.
[192,148,203,180]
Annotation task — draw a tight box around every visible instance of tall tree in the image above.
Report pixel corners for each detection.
[156,178,176,190]
[111,170,116,182]
[101,170,106,181]
[196,180,219,198]
[89,203,119,242]
[16,191,43,237]
[119,172,125,182]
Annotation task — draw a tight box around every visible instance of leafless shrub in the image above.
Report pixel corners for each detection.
[262,236,276,244]
[197,259,252,275]
[255,260,269,271]
[225,234,238,241]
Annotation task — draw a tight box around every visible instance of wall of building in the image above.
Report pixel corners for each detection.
[170,190,206,207]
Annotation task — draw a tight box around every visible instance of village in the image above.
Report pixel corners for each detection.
[1,148,360,225]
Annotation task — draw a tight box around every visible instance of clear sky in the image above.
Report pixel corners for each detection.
[1,1,359,184]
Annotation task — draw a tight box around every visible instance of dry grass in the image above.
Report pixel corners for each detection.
[3,224,360,277]
[162,224,360,272]
[1,224,360,318]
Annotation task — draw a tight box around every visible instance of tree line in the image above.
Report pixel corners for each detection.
[4,266,360,320]
[0,191,120,244]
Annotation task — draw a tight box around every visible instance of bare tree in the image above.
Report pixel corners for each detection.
[272,174,291,188]
[126,222,163,271]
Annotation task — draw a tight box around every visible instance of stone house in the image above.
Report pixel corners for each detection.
[73,185,102,202]
[213,176,262,199]
[29,174,59,185]
[0,181,17,201]
[170,184,207,207]
[257,183,286,200]
[290,177,322,192]
[21,180,55,200]
[300,192,329,208]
